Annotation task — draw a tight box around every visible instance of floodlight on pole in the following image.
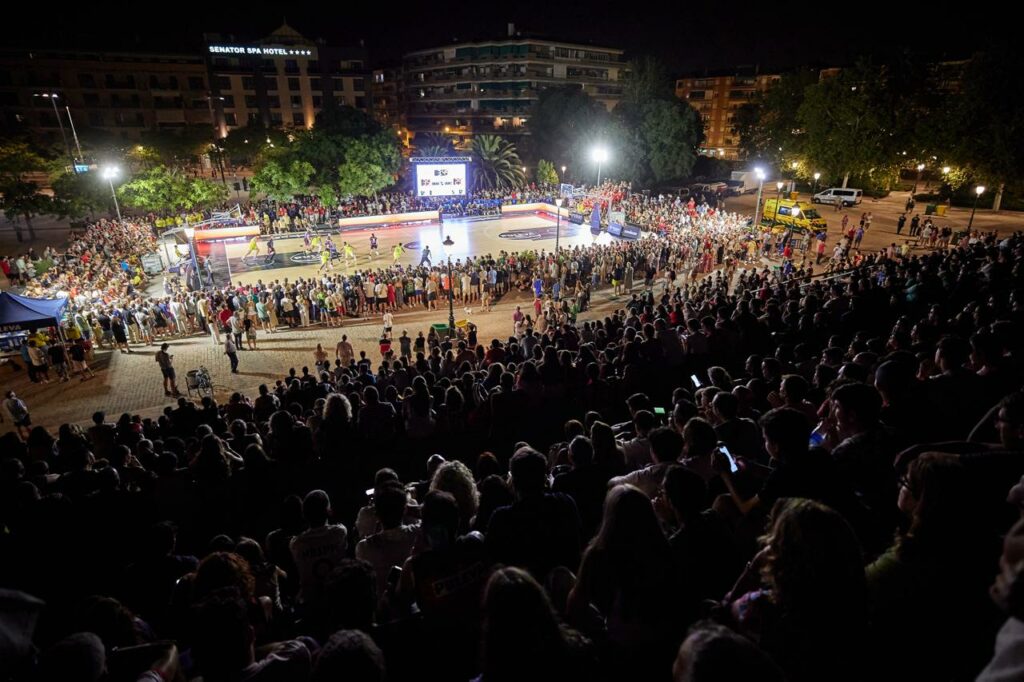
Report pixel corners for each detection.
[753,167,767,229]
[592,146,609,187]
[812,171,821,195]
[34,92,75,170]
[771,181,784,230]
[968,185,986,230]
[101,166,122,221]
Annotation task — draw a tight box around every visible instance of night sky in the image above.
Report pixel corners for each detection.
[5,1,998,74]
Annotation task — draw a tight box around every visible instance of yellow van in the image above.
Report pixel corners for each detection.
[761,198,828,234]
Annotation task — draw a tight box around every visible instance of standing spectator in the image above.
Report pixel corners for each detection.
[26,340,50,383]
[291,490,348,607]
[155,343,180,397]
[224,336,239,374]
[69,337,96,381]
[4,390,31,438]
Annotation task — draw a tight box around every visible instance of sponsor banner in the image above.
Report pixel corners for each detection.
[499,226,581,241]
[568,211,584,225]
[621,223,642,240]
[415,163,467,197]
[590,205,602,235]
[607,222,623,238]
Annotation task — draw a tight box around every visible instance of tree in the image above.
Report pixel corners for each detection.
[526,86,611,176]
[0,140,51,241]
[336,132,402,197]
[735,69,819,163]
[50,169,111,220]
[537,159,559,185]
[117,165,227,213]
[797,62,894,188]
[944,46,1024,210]
[413,133,456,158]
[469,135,525,192]
[221,124,289,167]
[249,158,315,202]
[613,59,703,186]
[139,125,212,169]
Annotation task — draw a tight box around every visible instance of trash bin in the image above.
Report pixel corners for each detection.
[935,205,948,216]
[925,204,937,215]
[431,322,451,338]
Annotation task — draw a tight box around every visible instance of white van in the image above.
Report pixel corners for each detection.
[812,187,863,206]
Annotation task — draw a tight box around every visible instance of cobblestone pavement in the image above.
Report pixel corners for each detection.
[2,285,633,429]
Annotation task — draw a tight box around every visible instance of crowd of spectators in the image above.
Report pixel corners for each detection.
[3,217,1024,681]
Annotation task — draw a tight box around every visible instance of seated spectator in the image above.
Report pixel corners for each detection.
[710,392,763,461]
[312,629,386,682]
[553,436,611,540]
[355,483,419,598]
[486,447,582,580]
[672,621,786,682]
[611,426,684,498]
[977,517,1024,682]
[290,490,348,606]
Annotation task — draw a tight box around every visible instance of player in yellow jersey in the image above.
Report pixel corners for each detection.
[244,236,261,264]
[392,242,406,264]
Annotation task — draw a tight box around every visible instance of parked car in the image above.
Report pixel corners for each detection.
[812,187,863,206]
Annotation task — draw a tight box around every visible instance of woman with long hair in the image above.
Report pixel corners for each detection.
[729,498,866,682]
[567,484,684,680]
[589,421,625,477]
[480,567,593,682]
[403,375,436,440]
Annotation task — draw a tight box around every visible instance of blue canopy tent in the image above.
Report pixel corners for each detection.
[0,291,69,333]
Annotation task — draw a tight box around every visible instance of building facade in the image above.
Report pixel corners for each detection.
[402,31,625,143]
[204,23,369,138]
[674,68,780,160]
[0,48,211,147]
[370,67,409,147]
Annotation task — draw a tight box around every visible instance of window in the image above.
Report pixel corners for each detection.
[267,96,280,108]
[355,96,366,109]
[307,60,319,71]
[77,73,96,88]
[332,78,344,91]
[352,78,364,91]
[242,76,255,90]
[292,112,304,125]
[244,95,258,108]
[271,112,283,123]
[83,93,101,106]
[688,91,705,100]
[290,95,302,108]
[288,77,300,91]
[217,76,231,90]
[188,76,204,90]
[310,78,322,90]
[285,59,299,72]
[221,95,234,107]
[247,112,260,124]
[224,112,237,126]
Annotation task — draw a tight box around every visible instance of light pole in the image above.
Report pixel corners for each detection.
[65,105,84,164]
[913,163,925,194]
[184,226,202,291]
[790,161,798,194]
[442,234,456,340]
[812,172,821,196]
[34,93,75,170]
[770,181,784,231]
[101,166,122,221]
[554,197,564,278]
[561,165,566,181]
[592,146,608,187]
[968,185,985,231]
[753,167,767,229]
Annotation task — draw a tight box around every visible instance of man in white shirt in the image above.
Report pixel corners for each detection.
[620,409,656,472]
[355,484,419,597]
[290,490,348,605]
[382,310,394,339]
[611,427,684,498]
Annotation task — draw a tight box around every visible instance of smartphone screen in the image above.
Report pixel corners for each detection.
[654,406,666,416]
[691,374,702,388]
[365,487,375,498]
[719,445,738,473]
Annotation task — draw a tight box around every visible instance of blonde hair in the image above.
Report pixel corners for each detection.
[430,460,479,530]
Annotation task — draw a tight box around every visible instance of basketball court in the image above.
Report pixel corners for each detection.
[200,211,619,287]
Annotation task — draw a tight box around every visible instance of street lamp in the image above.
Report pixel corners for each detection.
[101,166,122,221]
[753,167,767,229]
[968,185,985,231]
[770,180,784,230]
[913,163,925,194]
[561,164,567,178]
[942,166,951,176]
[34,93,75,170]
[554,197,564,278]
[442,234,456,340]
[183,225,203,291]
[812,172,821,195]
[592,146,608,187]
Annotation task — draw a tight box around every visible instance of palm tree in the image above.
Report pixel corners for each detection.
[413,132,456,158]
[470,135,525,192]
